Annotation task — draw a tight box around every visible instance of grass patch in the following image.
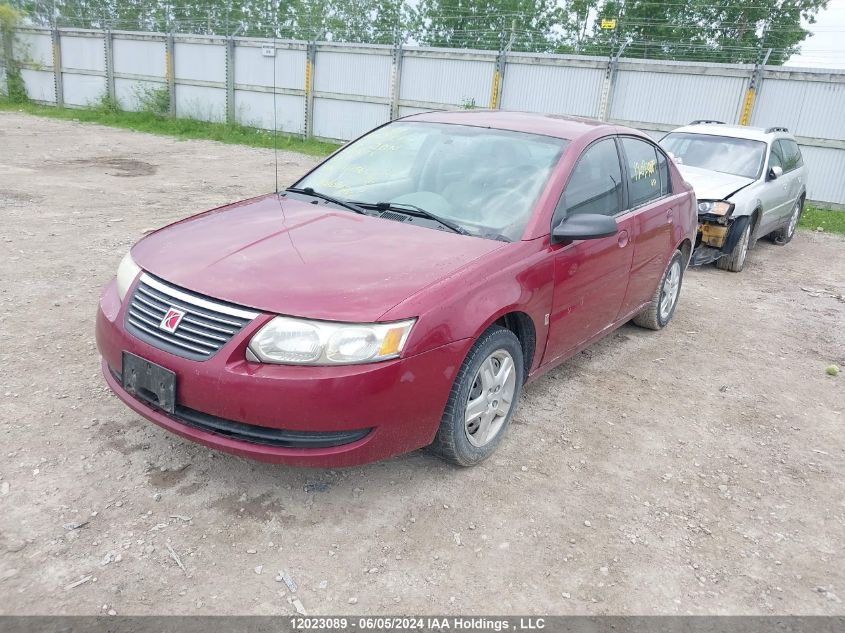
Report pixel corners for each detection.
[0,99,339,158]
[799,206,845,236]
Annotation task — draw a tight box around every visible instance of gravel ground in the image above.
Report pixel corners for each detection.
[1,112,844,616]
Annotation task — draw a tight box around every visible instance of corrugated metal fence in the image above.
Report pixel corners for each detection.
[2,26,844,207]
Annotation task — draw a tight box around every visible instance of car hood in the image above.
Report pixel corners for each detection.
[677,165,755,201]
[131,194,504,322]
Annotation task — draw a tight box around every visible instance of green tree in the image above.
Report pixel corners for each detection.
[9,0,406,41]
[7,0,830,63]
[580,0,829,65]
[408,0,575,53]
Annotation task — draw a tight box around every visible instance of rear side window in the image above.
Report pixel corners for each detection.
[779,139,804,172]
[555,138,623,221]
[621,137,661,208]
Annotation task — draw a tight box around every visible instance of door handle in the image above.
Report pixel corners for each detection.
[617,229,629,248]
[666,208,674,224]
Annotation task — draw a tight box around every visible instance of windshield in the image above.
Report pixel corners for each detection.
[660,132,765,179]
[295,122,568,241]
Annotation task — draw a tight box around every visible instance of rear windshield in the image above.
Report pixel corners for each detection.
[660,132,766,180]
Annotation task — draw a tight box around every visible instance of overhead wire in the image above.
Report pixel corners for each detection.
[16,0,844,66]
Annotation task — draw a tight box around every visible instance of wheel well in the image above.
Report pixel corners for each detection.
[494,312,536,381]
[678,238,692,266]
[751,207,762,232]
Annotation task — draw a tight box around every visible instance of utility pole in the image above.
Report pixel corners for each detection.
[739,17,771,125]
[739,46,771,125]
[490,19,514,109]
[598,39,628,121]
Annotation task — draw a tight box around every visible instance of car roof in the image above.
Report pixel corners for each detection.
[400,110,618,141]
[667,122,793,142]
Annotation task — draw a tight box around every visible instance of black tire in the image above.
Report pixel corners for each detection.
[769,197,803,245]
[633,249,685,331]
[716,219,751,272]
[428,326,524,467]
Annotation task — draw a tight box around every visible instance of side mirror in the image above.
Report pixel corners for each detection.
[552,214,618,243]
[768,165,783,181]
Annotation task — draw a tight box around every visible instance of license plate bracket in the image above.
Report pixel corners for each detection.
[122,352,176,414]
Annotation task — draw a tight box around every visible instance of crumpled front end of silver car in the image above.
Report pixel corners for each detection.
[679,166,756,266]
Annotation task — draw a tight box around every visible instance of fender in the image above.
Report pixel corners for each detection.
[380,239,554,374]
[722,215,751,255]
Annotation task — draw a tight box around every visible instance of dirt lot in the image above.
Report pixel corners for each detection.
[1,111,844,616]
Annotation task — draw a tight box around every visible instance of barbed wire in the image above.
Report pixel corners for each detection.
[12,0,843,66]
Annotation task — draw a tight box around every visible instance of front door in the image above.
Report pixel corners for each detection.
[543,137,635,364]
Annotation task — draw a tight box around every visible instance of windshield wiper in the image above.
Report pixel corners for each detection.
[359,201,469,236]
[285,187,373,216]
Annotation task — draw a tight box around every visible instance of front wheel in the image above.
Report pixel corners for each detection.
[428,326,524,467]
[633,249,685,330]
[716,219,751,272]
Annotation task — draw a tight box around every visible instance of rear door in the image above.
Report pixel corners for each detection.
[779,138,806,218]
[542,137,636,364]
[616,136,677,316]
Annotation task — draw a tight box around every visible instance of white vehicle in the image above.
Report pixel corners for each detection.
[661,121,807,272]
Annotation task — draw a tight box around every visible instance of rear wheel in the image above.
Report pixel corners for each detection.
[716,219,751,272]
[428,326,524,467]
[633,250,685,331]
[769,197,803,245]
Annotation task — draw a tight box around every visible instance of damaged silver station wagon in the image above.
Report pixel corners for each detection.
[661,121,807,272]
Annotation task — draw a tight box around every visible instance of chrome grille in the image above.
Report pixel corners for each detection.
[125,274,258,361]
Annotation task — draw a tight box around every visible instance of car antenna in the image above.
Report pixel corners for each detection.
[272,30,279,194]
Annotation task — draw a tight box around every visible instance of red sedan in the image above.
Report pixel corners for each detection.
[96,111,696,467]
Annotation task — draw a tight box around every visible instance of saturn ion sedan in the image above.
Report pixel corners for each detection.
[96,111,696,467]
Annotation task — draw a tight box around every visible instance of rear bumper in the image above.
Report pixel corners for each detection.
[96,278,470,467]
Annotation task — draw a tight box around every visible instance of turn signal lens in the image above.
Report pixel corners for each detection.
[378,326,408,357]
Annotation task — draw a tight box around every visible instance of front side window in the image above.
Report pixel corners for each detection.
[554,138,623,223]
[779,139,804,172]
[296,121,568,241]
[769,141,785,171]
[661,132,766,180]
[621,137,662,208]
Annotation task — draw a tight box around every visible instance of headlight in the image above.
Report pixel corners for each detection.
[247,316,416,365]
[116,251,142,302]
[697,200,734,217]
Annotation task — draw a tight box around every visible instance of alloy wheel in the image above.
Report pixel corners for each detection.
[736,224,750,266]
[787,200,801,238]
[464,350,517,447]
[659,260,682,321]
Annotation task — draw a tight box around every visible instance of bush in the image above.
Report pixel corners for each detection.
[0,3,28,103]
[94,92,121,114]
[135,85,170,116]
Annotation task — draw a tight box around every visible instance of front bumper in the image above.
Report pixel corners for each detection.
[690,213,749,266]
[96,278,470,467]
